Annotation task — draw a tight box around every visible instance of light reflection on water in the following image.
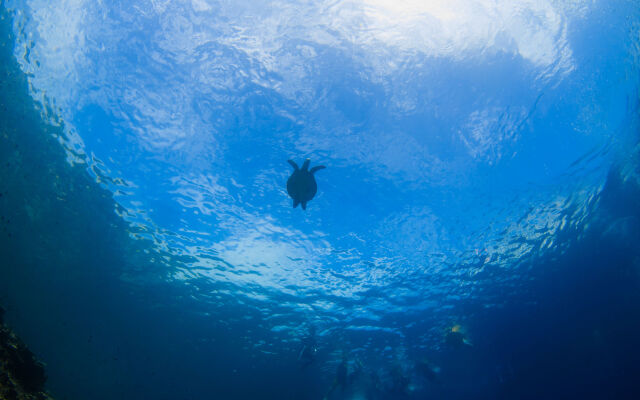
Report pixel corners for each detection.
[5,0,640,339]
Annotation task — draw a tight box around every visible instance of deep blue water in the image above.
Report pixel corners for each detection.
[1,1,640,399]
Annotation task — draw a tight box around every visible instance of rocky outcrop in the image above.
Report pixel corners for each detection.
[0,307,54,400]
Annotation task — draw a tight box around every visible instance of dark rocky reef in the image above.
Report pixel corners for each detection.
[0,307,54,400]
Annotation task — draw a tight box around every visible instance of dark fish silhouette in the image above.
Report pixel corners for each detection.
[286,159,325,210]
[416,359,441,384]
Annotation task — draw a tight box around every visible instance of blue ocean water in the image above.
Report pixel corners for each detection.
[1,0,640,399]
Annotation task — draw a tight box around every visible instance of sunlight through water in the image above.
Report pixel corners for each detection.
[5,0,639,344]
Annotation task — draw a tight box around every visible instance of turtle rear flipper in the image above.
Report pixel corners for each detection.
[310,165,325,174]
[293,199,300,208]
[301,201,307,210]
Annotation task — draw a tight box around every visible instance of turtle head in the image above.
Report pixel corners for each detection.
[302,158,311,171]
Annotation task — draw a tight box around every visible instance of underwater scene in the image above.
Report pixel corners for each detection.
[1,0,640,399]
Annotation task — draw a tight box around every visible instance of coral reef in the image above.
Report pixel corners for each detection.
[0,307,54,400]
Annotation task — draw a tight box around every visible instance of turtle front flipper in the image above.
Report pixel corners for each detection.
[301,159,311,171]
[293,199,300,208]
[288,160,299,170]
[310,165,325,174]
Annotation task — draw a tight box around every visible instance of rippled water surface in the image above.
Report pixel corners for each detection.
[1,0,640,399]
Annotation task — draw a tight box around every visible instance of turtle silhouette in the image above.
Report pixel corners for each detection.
[286,159,325,210]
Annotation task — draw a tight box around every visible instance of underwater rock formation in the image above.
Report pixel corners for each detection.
[0,307,54,400]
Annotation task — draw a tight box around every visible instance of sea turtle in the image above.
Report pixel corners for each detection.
[286,159,325,210]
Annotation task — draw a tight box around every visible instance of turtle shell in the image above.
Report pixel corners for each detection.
[287,169,318,203]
